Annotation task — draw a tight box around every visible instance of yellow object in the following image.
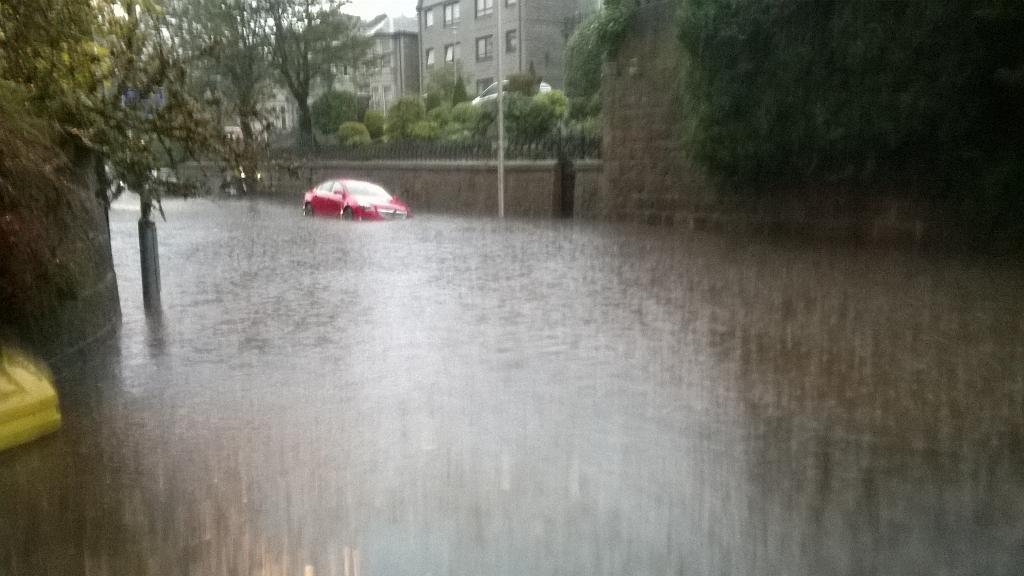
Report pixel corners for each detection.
[0,348,62,452]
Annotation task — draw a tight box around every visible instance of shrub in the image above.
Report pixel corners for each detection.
[451,102,482,126]
[445,102,486,140]
[452,75,470,105]
[569,94,602,121]
[337,121,371,146]
[569,116,602,140]
[409,120,441,141]
[385,96,426,141]
[503,91,568,140]
[536,90,568,120]
[427,104,452,127]
[425,91,443,112]
[311,90,359,136]
[507,65,541,97]
[362,110,385,140]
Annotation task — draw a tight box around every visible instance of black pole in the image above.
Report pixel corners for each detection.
[139,219,161,312]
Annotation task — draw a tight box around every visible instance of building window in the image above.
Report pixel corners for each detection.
[476,77,494,95]
[343,65,350,76]
[476,35,493,62]
[443,2,460,26]
[426,48,435,66]
[476,0,493,17]
[445,43,457,64]
[425,8,434,27]
[506,29,517,53]
[381,54,392,69]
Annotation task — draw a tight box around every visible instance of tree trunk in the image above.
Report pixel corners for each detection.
[296,98,314,149]
[238,106,260,195]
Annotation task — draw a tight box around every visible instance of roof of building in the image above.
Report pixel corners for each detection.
[363,14,418,36]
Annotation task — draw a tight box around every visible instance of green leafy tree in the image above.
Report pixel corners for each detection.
[385,96,426,141]
[678,0,1024,207]
[424,64,468,108]
[164,0,272,145]
[362,110,385,140]
[311,90,360,136]
[337,121,371,146]
[265,0,372,147]
[1,0,222,216]
[565,14,604,99]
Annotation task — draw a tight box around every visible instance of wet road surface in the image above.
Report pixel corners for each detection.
[2,197,1024,575]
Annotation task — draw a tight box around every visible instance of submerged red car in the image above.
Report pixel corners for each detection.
[303,179,411,221]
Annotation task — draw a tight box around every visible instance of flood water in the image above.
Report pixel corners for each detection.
[2,197,1023,575]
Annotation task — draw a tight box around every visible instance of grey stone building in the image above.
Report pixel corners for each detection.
[416,0,599,97]
[360,15,421,113]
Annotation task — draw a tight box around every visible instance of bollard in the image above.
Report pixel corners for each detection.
[138,219,162,312]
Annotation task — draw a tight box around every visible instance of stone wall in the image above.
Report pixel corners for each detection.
[600,0,716,227]
[182,160,581,218]
[0,148,121,361]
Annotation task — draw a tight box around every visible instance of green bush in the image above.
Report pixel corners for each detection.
[427,104,452,127]
[569,116,602,140]
[385,96,426,141]
[536,90,568,120]
[507,66,541,97]
[337,121,371,146]
[425,91,443,112]
[311,90,360,136]
[569,94,602,122]
[678,0,1024,198]
[362,110,385,140]
[445,102,486,140]
[504,91,568,140]
[409,120,441,141]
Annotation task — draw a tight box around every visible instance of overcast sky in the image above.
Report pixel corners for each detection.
[343,0,417,19]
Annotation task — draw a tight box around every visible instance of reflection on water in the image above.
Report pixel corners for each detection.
[2,198,1023,575]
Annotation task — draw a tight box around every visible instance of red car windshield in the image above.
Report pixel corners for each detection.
[345,181,391,201]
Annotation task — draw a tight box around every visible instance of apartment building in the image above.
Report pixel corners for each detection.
[360,15,421,113]
[417,0,599,97]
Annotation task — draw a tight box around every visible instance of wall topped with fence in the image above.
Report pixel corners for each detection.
[270,131,601,163]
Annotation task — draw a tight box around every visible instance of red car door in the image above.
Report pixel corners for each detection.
[310,180,334,215]
[330,181,347,216]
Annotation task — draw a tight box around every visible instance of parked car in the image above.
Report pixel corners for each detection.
[303,179,411,221]
[471,80,552,106]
